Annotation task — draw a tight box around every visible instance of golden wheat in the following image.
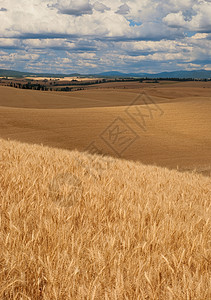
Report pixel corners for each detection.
[0,138,210,299]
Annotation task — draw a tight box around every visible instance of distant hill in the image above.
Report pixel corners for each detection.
[98,71,127,77]
[0,69,29,77]
[141,70,211,79]
[0,69,81,78]
[0,68,210,79]
[98,69,211,79]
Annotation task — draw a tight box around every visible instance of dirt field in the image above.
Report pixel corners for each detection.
[0,81,211,176]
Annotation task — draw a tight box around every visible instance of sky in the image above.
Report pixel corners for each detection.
[0,0,211,74]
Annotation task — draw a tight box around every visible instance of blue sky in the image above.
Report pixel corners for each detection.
[0,0,210,74]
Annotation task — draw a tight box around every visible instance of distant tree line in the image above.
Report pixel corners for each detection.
[2,76,210,93]
[9,82,51,91]
[142,77,210,82]
[7,82,86,92]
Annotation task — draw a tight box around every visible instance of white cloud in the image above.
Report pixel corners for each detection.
[0,38,21,48]
[191,33,208,39]
[0,51,39,62]
[204,64,211,71]
[0,0,210,73]
[163,1,211,33]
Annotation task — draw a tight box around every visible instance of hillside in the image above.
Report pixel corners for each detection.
[0,138,210,299]
[99,69,211,79]
[0,69,80,78]
[0,84,210,176]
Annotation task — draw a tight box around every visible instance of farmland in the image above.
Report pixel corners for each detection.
[0,137,210,298]
[0,81,211,176]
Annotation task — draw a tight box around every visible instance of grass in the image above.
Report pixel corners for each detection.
[0,138,210,299]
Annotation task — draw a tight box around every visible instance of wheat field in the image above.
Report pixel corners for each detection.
[1,84,211,176]
[0,138,210,299]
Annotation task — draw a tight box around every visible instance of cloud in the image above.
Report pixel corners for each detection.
[93,1,110,12]
[0,51,39,62]
[204,64,211,71]
[0,0,197,40]
[182,8,197,22]
[55,0,93,16]
[163,1,211,33]
[0,38,21,49]
[0,0,210,73]
[116,3,130,15]
[191,33,208,39]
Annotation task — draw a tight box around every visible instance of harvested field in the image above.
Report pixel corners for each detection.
[0,82,211,175]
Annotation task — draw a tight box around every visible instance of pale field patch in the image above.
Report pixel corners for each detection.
[24,77,102,81]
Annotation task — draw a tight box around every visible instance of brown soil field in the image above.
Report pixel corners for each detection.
[0,82,211,176]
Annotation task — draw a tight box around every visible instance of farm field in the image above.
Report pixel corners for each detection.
[2,0,211,298]
[0,138,210,298]
[0,81,211,176]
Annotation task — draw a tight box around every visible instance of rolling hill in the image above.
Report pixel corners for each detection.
[0,83,210,176]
